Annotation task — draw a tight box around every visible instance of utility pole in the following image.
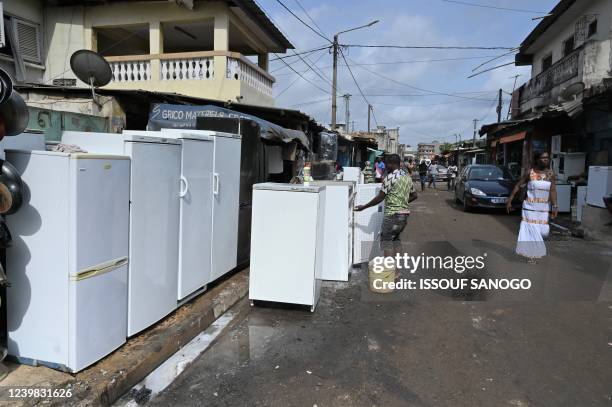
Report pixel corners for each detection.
[472,119,479,148]
[507,74,521,120]
[367,104,372,133]
[496,88,503,123]
[343,94,351,134]
[331,34,339,130]
[330,20,379,131]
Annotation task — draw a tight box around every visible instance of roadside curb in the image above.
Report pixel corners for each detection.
[1,268,249,407]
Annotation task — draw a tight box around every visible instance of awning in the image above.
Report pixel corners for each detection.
[499,131,526,144]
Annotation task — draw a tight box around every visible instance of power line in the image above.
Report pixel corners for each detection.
[344,44,516,50]
[270,48,328,73]
[272,52,330,95]
[273,55,505,76]
[289,97,331,107]
[275,50,328,97]
[274,0,332,43]
[338,47,377,126]
[346,56,500,101]
[269,45,330,62]
[468,61,516,78]
[293,0,328,38]
[440,0,548,14]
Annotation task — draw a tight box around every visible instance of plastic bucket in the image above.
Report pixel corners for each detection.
[368,261,395,293]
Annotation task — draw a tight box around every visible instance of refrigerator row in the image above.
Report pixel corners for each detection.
[5,129,252,372]
[249,181,384,311]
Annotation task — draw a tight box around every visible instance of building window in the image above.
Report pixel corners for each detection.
[0,15,42,64]
[563,35,575,57]
[541,54,553,72]
[588,20,598,38]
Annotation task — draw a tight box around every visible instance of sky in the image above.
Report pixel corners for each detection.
[255,0,560,147]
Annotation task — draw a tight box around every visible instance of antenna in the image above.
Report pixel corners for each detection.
[69,50,112,109]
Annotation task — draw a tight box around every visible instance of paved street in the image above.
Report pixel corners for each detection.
[151,188,612,407]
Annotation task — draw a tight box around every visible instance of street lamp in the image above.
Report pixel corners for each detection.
[331,20,380,130]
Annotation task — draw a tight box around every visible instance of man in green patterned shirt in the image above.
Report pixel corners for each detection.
[355,154,412,255]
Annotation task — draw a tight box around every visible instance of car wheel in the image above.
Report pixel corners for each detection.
[462,194,471,212]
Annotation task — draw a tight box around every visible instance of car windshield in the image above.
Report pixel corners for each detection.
[468,167,513,181]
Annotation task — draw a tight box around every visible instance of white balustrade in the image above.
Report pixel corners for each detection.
[227,57,273,97]
[109,60,151,82]
[160,57,214,81]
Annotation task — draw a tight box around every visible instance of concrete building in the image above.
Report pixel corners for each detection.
[1,0,293,107]
[373,125,400,154]
[482,0,612,239]
[417,141,441,161]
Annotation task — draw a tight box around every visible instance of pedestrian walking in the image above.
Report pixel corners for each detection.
[417,160,428,191]
[428,161,438,189]
[355,154,412,257]
[507,152,558,263]
[447,163,458,190]
[374,157,385,183]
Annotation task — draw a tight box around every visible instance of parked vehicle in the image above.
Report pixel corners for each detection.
[454,165,520,212]
[435,165,449,181]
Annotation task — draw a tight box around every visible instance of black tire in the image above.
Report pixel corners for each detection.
[462,194,471,212]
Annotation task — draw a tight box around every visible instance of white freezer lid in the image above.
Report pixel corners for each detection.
[5,149,130,160]
[311,181,355,187]
[120,131,181,144]
[253,182,325,193]
[160,129,241,140]
[63,131,180,145]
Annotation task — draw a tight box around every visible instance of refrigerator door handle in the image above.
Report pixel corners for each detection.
[71,257,128,281]
[213,173,219,196]
[179,175,189,198]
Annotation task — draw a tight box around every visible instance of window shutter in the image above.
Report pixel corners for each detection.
[13,19,40,64]
[0,3,5,48]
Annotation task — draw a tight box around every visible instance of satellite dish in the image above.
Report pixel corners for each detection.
[70,50,112,87]
[0,92,29,138]
[561,82,585,101]
[70,50,112,108]
[0,69,13,105]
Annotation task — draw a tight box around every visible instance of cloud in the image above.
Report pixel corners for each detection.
[259,0,545,146]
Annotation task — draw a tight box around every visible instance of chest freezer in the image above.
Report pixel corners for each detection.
[6,150,130,372]
[249,183,326,311]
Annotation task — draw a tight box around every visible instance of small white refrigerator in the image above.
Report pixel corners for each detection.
[353,184,384,265]
[6,150,130,372]
[249,183,326,311]
[312,181,355,281]
[161,129,242,285]
[61,131,181,336]
[587,166,612,208]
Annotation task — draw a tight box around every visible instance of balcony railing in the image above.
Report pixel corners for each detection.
[520,49,581,102]
[104,51,274,96]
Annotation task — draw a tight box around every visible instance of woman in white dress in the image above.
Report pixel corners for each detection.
[507,152,558,263]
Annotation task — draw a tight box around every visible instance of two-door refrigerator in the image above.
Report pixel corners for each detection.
[249,183,326,311]
[161,129,242,285]
[6,150,130,372]
[61,131,181,336]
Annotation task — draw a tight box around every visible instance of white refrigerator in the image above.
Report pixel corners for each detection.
[587,166,612,208]
[353,184,384,265]
[6,150,130,372]
[61,131,181,336]
[249,183,326,311]
[161,129,241,284]
[312,181,355,281]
